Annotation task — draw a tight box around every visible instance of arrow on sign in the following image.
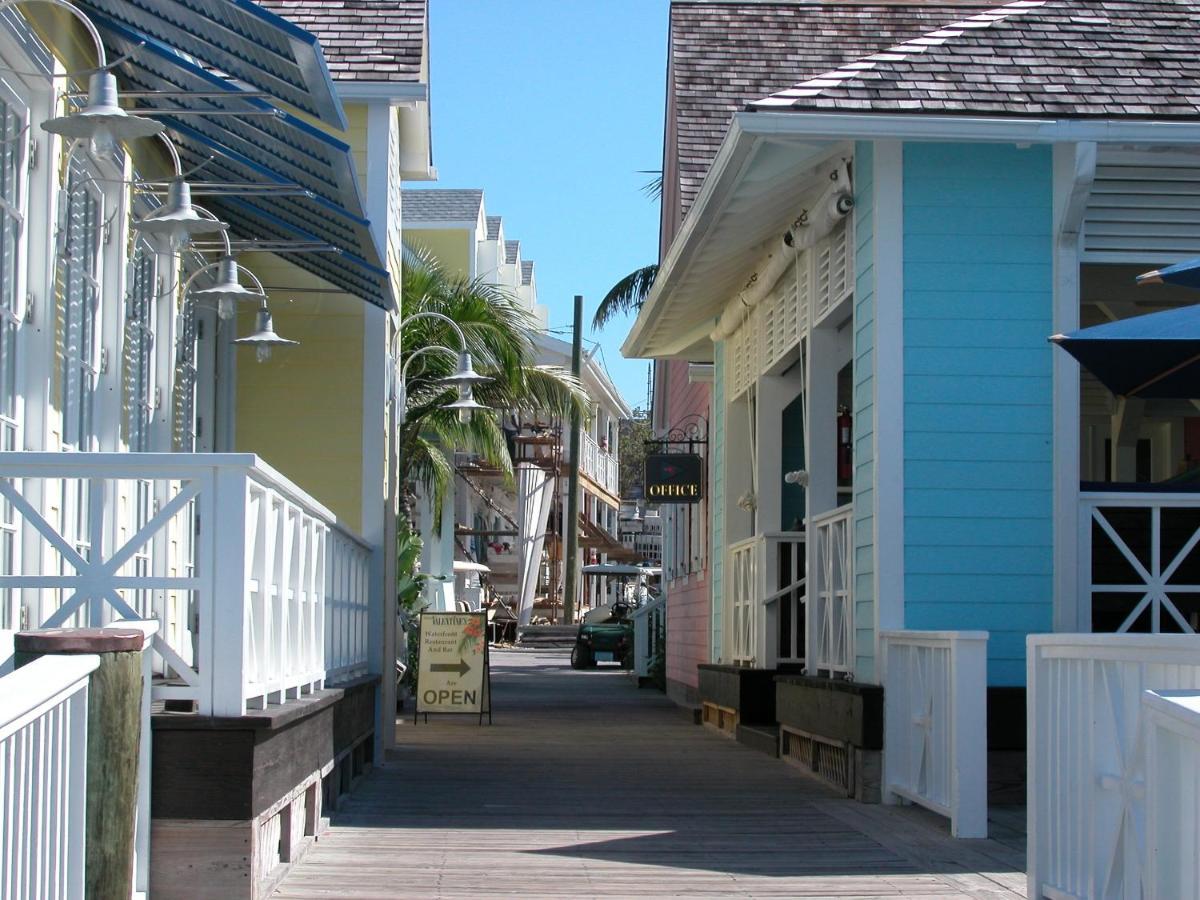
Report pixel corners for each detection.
[431,658,471,676]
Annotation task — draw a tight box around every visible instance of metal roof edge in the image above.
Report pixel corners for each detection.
[337,81,428,103]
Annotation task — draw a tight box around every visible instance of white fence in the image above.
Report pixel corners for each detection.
[1079,491,1200,634]
[631,593,666,679]
[881,630,988,838]
[579,433,619,496]
[1027,634,1200,900]
[1144,689,1200,900]
[0,653,97,900]
[811,504,853,675]
[763,532,805,666]
[0,453,373,717]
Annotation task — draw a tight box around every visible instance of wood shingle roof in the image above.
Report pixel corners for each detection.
[257,0,426,83]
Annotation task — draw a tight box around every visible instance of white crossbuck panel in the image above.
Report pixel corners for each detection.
[728,536,758,665]
[1028,635,1200,900]
[811,504,853,675]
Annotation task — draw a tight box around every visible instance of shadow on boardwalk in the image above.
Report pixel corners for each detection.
[273,648,1025,899]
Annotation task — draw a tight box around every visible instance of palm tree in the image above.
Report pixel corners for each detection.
[592,170,662,330]
[398,245,589,531]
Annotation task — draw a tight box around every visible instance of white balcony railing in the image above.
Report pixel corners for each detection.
[579,433,619,496]
[0,453,373,717]
[631,592,665,679]
[881,630,988,838]
[1145,689,1200,900]
[0,652,95,900]
[1080,491,1200,633]
[812,504,854,675]
[1027,633,1200,900]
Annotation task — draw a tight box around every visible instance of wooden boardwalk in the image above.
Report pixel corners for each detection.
[272,649,1026,899]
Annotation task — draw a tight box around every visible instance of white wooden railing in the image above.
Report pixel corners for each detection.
[0,453,373,717]
[579,433,619,496]
[726,532,805,668]
[881,630,988,838]
[727,536,758,665]
[631,593,665,679]
[1027,634,1200,900]
[1144,689,1200,900]
[0,652,97,900]
[811,504,853,675]
[763,532,805,666]
[1079,491,1200,634]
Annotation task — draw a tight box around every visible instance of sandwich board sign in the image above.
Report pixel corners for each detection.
[415,611,492,724]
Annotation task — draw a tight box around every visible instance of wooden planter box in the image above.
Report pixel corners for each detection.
[775,675,883,800]
[698,665,779,754]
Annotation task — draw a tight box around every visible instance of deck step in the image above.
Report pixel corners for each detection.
[736,722,780,758]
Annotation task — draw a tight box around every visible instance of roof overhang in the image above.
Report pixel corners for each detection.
[625,109,1200,361]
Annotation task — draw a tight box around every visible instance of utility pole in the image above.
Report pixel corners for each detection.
[563,294,583,625]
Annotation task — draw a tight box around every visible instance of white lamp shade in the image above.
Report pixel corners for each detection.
[41,72,163,143]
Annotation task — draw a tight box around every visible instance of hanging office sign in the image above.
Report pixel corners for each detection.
[644,453,704,503]
[415,611,492,724]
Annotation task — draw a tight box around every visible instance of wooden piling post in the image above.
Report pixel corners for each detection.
[15,627,147,900]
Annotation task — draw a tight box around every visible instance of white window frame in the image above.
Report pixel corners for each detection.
[0,72,27,632]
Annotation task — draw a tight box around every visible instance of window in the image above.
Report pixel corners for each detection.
[123,235,156,451]
[0,87,26,630]
[57,155,102,450]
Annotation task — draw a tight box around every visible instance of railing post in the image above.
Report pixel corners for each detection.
[209,466,249,717]
[949,633,988,838]
[14,626,150,900]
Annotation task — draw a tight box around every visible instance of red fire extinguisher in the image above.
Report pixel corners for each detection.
[837,406,853,482]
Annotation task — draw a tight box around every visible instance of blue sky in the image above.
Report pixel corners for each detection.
[414,0,668,413]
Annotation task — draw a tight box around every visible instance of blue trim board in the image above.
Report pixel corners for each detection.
[901,142,1055,687]
[852,140,876,682]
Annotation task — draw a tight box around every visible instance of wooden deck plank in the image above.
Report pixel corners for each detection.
[271,649,1025,899]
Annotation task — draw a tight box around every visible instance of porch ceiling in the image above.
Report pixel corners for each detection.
[623,130,844,362]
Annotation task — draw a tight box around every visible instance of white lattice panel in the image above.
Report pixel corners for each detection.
[814,219,852,326]
[761,258,805,375]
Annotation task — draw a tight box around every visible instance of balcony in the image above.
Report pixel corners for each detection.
[0,453,373,717]
[579,433,619,496]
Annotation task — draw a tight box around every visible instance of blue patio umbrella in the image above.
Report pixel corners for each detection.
[1050,303,1200,399]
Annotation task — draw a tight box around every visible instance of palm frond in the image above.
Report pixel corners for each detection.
[592,264,658,330]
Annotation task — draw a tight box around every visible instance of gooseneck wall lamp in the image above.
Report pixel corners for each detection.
[0,0,165,155]
[131,134,229,250]
[394,310,490,424]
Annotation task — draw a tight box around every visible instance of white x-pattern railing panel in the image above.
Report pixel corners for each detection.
[0,652,97,900]
[811,504,853,676]
[881,630,988,838]
[1080,492,1200,634]
[1144,689,1200,900]
[728,536,758,666]
[1028,634,1200,900]
[0,453,374,717]
[631,593,666,679]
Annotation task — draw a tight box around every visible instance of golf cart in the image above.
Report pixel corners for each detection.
[569,562,655,669]
[570,599,634,669]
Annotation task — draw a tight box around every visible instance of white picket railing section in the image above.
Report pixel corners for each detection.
[579,433,619,496]
[0,453,373,717]
[811,504,853,675]
[1079,491,1200,634]
[1027,634,1200,900]
[727,536,758,665]
[0,652,98,900]
[881,630,989,838]
[1144,689,1200,900]
[763,532,805,666]
[631,593,665,679]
